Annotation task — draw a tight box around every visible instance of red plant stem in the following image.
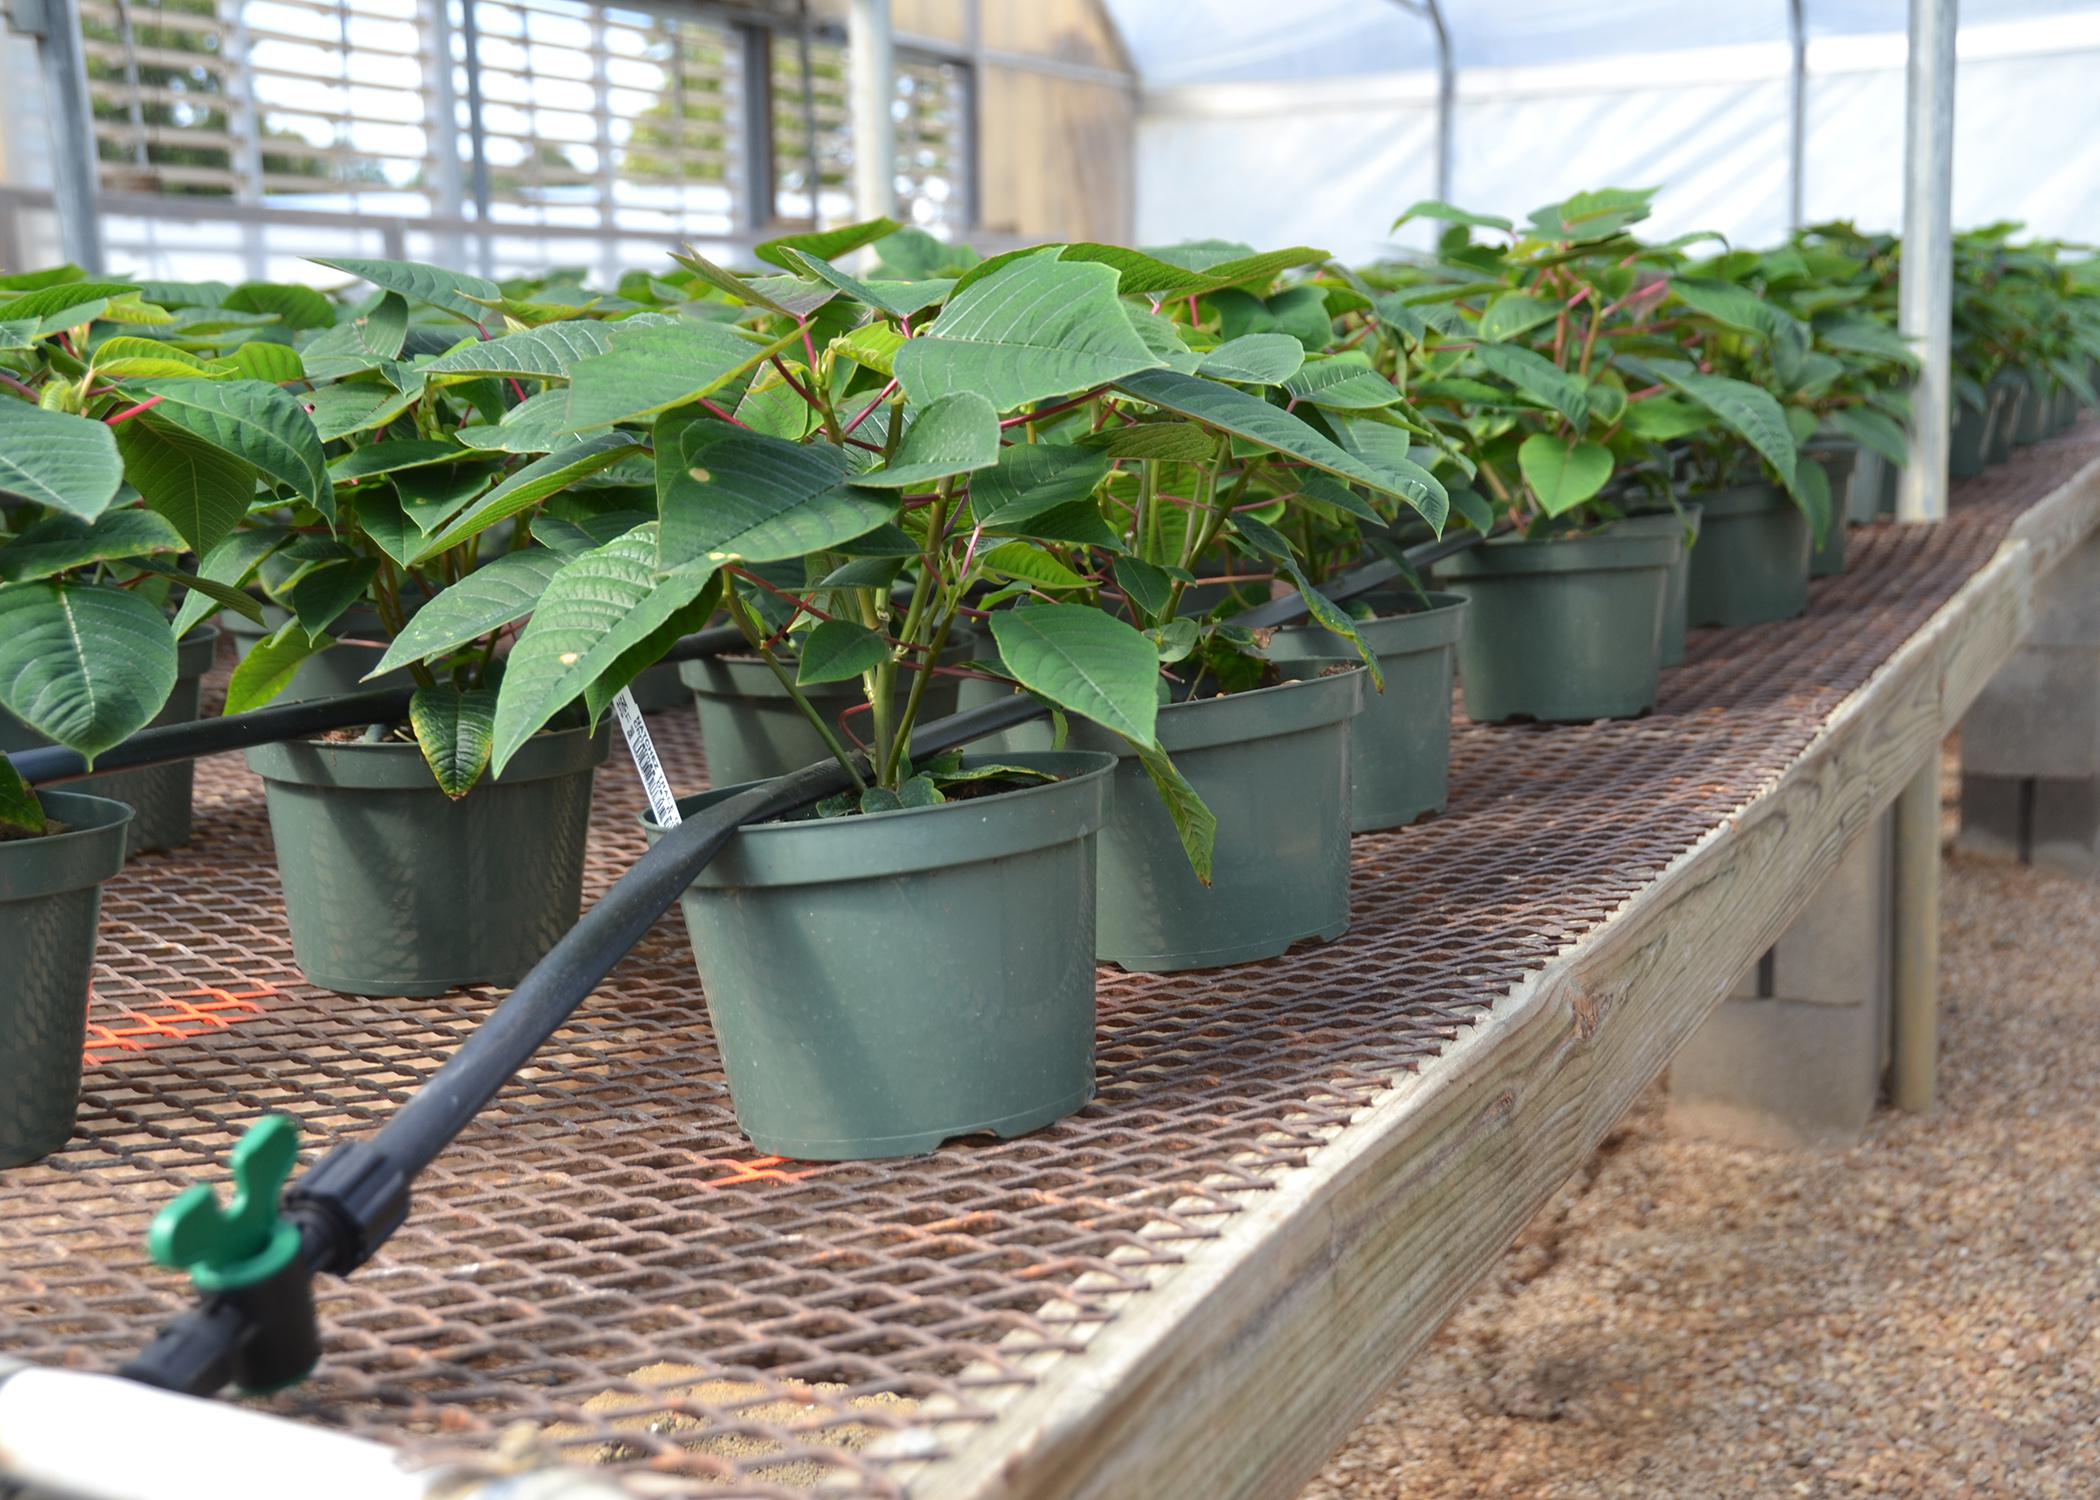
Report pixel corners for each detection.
[843,378,898,436]
[103,395,165,426]
[507,377,529,404]
[0,372,38,400]
[797,318,821,372]
[697,398,754,430]
[1185,295,1200,321]
[998,390,1099,430]
[770,356,828,418]
[728,565,845,625]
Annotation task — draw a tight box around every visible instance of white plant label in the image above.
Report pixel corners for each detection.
[611,687,681,828]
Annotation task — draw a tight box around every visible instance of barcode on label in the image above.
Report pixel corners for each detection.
[612,687,682,828]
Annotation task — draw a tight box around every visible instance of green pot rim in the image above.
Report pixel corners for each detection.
[647,748,1117,887]
[175,623,220,677]
[1610,503,1704,543]
[679,625,979,698]
[1273,590,1469,656]
[246,722,609,790]
[1685,481,1791,519]
[1438,530,1680,577]
[0,789,132,903]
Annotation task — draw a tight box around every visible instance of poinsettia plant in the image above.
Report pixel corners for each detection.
[0,268,302,833]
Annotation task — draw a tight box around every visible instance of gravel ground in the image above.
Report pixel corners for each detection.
[1300,850,2100,1500]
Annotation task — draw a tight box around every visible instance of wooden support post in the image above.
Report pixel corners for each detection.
[1890,752,1940,1111]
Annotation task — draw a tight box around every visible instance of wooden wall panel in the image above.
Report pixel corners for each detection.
[976,64,1134,242]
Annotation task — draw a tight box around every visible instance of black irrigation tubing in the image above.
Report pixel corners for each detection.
[108,526,1485,1397]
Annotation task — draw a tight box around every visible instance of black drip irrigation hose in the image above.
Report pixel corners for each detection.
[106,528,1484,1398]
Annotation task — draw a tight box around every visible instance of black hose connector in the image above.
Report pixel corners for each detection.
[286,1141,413,1277]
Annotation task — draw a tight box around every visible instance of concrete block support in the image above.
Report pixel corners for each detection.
[1960,530,2100,875]
[1667,810,1894,1147]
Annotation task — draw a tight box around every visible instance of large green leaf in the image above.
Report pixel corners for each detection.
[286,556,377,642]
[778,248,954,320]
[1477,291,1560,343]
[327,439,464,483]
[0,508,187,583]
[795,619,890,686]
[1517,434,1614,517]
[980,541,1088,590]
[410,434,639,560]
[1115,368,1447,528]
[0,402,123,521]
[852,392,1000,488]
[1133,739,1216,884]
[1651,363,1797,484]
[222,623,324,715]
[1392,201,1513,233]
[172,526,286,636]
[656,424,891,572]
[420,320,619,381]
[1814,315,1916,369]
[2,280,138,324]
[0,580,177,764]
[409,683,498,798]
[91,336,220,380]
[1791,450,1836,547]
[1831,405,1908,468]
[563,320,791,431]
[306,379,416,441]
[310,258,500,322]
[368,549,565,677]
[1059,243,1330,298]
[969,443,1112,528]
[490,524,718,773]
[990,603,1159,747]
[1197,333,1305,386]
[222,281,334,330]
[893,254,1164,412]
[300,292,409,379]
[141,379,330,515]
[1282,354,1404,410]
[1472,343,1589,430]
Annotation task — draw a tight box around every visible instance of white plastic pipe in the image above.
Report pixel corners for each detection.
[848,0,896,221]
[1896,0,1958,524]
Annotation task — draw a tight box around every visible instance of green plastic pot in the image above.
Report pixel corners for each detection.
[0,790,132,1168]
[0,627,216,856]
[681,630,976,787]
[225,606,407,702]
[1266,592,1467,831]
[624,661,689,713]
[1684,483,1809,628]
[1436,531,1675,723]
[2015,370,2050,445]
[2051,382,2079,433]
[1950,399,1992,479]
[1877,460,1901,516]
[245,726,608,996]
[648,750,1115,1160]
[1608,506,1701,667]
[1987,374,2025,463]
[997,663,1366,971]
[1804,443,1860,579]
[1846,447,1887,525]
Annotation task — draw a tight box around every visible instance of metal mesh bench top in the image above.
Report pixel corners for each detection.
[7,427,2100,1500]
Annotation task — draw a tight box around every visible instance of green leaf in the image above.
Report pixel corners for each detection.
[1472,343,1589,430]
[286,556,378,642]
[1392,201,1513,234]
[1831,405,1908,468]
[1790,451,1835,547]
[300,292,409,378]
[1115,368,1446,528]
[0,755,44,836]
[410,434,638,560]
[367,549,565,677]
[853,392,1000,488]
[310,258,500,323]
[91,336,220,380]
[1619,396,1712,442]
[2,280,138,324]
[893,254,1165,412]
[327,439,464,483]
[1650,363,1797,484]
[1670,277,1778,338]
[141,379,331,515]
[778,248,954,320]
[753,217,903,271]
[1080,422,1215,461]
[409,683,497,798]
[0,508,187,583]
[1478,291,1560,343]
[1282,354,1404,410]
[990,603,1160,747]
[795,619,890,686]
[1197,333,1305,386]
[563,320,792,431]
[1133,739,1215,884]
[0,402,123,521]
[134,563,262,625]
[490,524,718,773]
[223,281,335,330]
[979,541,1088,590]
[896,773,944,808]
[0,580,177,764]
[173,527,285,636]
[1814,314,1917,369]
[1059,242,1330,298]
[211,341,307,384]
[222,622,324,715]
[657,423,891,571]
[969,442,1111,528]
[1517,434,1614,517]
[420,320,618,381]
[306,380,415,441]
[1113,555,1175,620]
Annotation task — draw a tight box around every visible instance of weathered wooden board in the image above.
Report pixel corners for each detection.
[894,467,2100,1500]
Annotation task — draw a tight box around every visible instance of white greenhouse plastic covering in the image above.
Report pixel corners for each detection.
[1111,0,2100,261]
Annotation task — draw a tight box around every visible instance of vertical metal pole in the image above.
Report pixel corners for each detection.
[1787,0,1807,230]
[1896,0,1958,524]
[222,0,270,276]
[793,1,820,228]
[420,0,466,266]
[1890,753,1941,1111]
[27,0,106,272]
[957,0,982,233]
[457,0,495,277]
[847,0,894,222]
[1424,0,1453,205]
[735,22,774,234]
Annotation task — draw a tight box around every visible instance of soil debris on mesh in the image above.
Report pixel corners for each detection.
[1302,852,2100,1500]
